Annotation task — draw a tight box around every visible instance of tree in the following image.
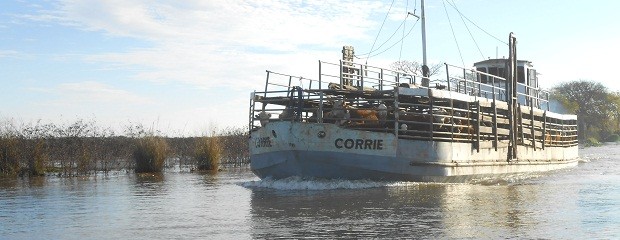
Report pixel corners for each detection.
[552,80,619,140]
[606,91,620,137]
[390,60,443,77]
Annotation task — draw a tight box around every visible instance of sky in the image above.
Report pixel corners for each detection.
[1,0,619,136]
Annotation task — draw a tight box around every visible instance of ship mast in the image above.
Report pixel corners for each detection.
[420,0,429,87]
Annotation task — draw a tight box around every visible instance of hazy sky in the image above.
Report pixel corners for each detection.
[1,0,618,135]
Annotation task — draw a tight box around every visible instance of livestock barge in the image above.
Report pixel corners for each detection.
[249,36,578,182]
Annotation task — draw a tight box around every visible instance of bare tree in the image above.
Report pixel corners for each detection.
[390,60,443,77]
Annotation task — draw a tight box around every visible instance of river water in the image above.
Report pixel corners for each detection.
[1,145,619,239]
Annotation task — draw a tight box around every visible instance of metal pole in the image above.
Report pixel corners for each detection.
[264,70,270,98]
[421,0,429,87]
[319,91,324,123]
[476,101,481,152]
[339,60,344,89]
[445,63,450,91]
[318,60,322,90]
[394,88,399,138]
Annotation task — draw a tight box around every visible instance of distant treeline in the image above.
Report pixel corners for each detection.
[0,119,249,177]
[553,80,620,146]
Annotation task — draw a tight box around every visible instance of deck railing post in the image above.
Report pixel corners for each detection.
[492,100,498,151]
[518,103,525,145]
[477,71,482,97]
[319,91,324,123]
[318,60,322,90]
[530,101,535,150]
[249,91,256,130]
[295,87,303,122]
[463,68,467,95]
[380,68,384,90]
[429,89,434,141]
[445,63,450,91]
[394,88,399,138]
[360,63,364,90]
[287,76,292,97]
[264,70,270,98]
[542,112,546,149]
[476,100,481,152]
[339,60,344,89]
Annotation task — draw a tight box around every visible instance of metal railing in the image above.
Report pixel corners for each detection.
[249,59,576,147]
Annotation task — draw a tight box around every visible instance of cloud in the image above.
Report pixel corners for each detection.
[7,0,403,132]
[29,81,150,105]
[35,0,387,89]
[0,50,29,59]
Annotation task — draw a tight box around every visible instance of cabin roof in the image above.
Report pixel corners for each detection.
[473,59,533,68]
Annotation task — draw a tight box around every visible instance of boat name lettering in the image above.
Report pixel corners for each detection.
[334,138,383,150]
[255,137,272,148]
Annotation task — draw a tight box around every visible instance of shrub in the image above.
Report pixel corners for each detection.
[605,134,620,142]
[194,136,221,171]
[0,136,20,176]
[29,139,47,176]
[584,137,602,147]
[134,136,169,173]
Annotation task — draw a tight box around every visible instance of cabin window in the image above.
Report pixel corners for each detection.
[477,67,487,83]
[488,67,498,76]
[517,66,525,83]
[487,67,500,84]
[498,68,505,80]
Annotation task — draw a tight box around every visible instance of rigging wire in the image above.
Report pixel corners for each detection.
[364,19,419,59]
[356,14,410,57]
[449,0,485,60]
[442,0,465,67]
[444,0,507,46]
[366,0,396,63]
[399,0,410,61]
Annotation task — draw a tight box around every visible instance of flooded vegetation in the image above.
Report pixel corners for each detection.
[1,145,619,239]
[0,119,248,177]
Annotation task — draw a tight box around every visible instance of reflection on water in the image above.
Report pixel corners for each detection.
[244,145,620,239]
[1,146,620,239]
[247,180,585,239]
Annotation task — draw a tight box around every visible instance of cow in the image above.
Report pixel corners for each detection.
[347,107,379,127]
[324,100,349,125]
[451,111,474,139]
[257,111,271,127]
[279,105,294,120]
[377,103,388,125]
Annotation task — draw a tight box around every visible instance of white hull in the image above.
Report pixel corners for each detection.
[250,122,578,182]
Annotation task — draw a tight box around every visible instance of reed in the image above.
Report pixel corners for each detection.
[194,136,222,171]
[29,139,47,176]
[0,135,20,176]
[0,118,250,176]
[133,136,170,173]
[217,127,249,166]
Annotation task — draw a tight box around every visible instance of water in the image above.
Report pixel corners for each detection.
[1,145,619,239]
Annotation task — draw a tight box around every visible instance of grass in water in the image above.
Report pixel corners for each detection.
[134,136,170,173]
[0,118,249,177]
[0,136,20,176]
[194,136,222,171]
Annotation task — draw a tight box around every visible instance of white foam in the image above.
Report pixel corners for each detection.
[241,176,395,190]
[578,157,591,163]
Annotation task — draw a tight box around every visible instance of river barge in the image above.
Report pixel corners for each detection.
[248,12,578,182]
